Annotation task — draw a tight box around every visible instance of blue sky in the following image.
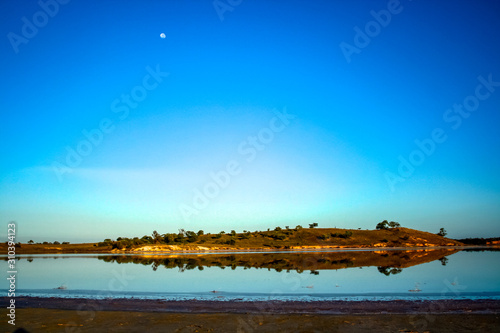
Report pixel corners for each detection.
[1,0,500,242]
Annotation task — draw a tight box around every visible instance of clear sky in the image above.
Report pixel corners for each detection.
[1,0,499,242]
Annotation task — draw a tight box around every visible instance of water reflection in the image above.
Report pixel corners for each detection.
[95,248,460,275]
[377,267,403,276]
[10,248,500,300]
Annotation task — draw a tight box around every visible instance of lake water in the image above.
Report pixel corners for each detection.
[6,248,500,301]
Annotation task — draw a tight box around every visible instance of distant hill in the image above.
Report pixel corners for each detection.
[457,237,500,245]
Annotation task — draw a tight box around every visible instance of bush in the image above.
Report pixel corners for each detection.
[163,234,175,244]
[341,231,353,239]
[330,231,352,239]
[275,234,286,240]
[269,232,286,240]
[240,233,250,240]
[141,236,153,244]
[185,231,198,242]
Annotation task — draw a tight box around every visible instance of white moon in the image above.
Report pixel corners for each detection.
[160,33,166,39]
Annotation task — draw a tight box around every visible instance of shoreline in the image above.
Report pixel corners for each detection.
[4,297,499,332]
[5,297,500,314]
[107,244,500,255]
[2,244,497,256]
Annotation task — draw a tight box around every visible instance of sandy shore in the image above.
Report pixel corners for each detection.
[2,297,499,332]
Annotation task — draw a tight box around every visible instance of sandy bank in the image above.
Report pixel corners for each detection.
[2,297,499,333]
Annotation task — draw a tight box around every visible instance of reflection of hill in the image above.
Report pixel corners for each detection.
[98,248,460,273]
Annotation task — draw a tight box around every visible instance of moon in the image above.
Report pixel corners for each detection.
[160,33,166,39]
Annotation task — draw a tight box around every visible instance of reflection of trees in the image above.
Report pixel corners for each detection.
[438,257,448,266]
[97,248,460,273]
[463,248,500,252]
[377,266,403,276]
[152,262,159,271]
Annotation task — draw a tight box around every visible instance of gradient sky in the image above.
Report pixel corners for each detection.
[1,0,500,242]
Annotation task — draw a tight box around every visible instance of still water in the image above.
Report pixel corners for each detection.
[6,248,500,301]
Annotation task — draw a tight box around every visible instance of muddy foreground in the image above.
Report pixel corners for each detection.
[2,297,499,332]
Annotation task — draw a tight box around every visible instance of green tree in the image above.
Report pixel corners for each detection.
[163,233,175,244]
[309,223,318,228]
[175,232,186,243]
[186,231,198,242]
[388,221,400,228]
[152,230,162,243]
[376,220,389,230]
[437,228,447,237]
[197,230,204,236]
[28,240,34,244]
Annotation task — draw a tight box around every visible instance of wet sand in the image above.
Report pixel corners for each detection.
[2,297,499,332]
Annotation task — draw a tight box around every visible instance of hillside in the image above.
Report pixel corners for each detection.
[3,227,464,254]
[120,227,462,252]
